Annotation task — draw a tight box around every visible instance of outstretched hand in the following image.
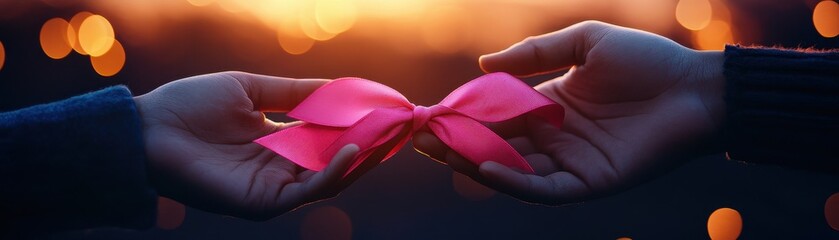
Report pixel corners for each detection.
[414,21,725,204]
[135,72,371,220]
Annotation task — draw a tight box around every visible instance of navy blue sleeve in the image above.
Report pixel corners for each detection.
[0,86,157,233]
[723,45,839,173]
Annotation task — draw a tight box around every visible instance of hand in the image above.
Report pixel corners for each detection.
[414,21,725,205]
[135,72,369,220]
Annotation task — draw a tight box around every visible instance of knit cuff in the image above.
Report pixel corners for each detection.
[0,86,157,232]
[723,45,839,173]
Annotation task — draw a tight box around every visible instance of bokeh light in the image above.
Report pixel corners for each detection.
[68,11,94,55]
[157,197,186,230]
[315,0,357,34]
[0,40,5,71]
[826,192,839,231]
[278,33,316,55]
[301,206,352,240]
[616,237,632,240]
[78,14,115,57]
[90,39,125,77]
[452,172,495,201]
[707,207,742,240]
[676,0,713,30]
[813,0,839,38]
[39,18,73,59]
[692,20,733,50]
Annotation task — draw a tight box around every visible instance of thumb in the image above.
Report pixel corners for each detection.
[479,21,612,77]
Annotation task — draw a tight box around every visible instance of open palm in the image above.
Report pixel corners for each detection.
[135,72,362,220]
[414,21,725,204]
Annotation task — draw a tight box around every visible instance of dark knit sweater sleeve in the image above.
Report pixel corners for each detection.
[723,45,839,173]
[0,86,157,233]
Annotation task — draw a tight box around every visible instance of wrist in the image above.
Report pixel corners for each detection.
[693,50,726,131]
[133,95,160,190]
[687,50,726,154]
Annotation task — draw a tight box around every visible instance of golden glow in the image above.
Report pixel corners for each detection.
[814,0,839,38]
[0,41,5,72]
[421,6,473,54]
[91,40,126,77]
[452,172,495,201]
[692,20,732,50]
[68,11,94,55]
[78,14,115,57]
[300,11,337,41]
[676,0,713,30]
[826,192,839,231]
[301,206,352,240]
[707,208,742,240]
[187,0,215,7]
[218,0,247,13]
[315,0,358,34]
[40,18,73,59]
[278,32,316,55]
[157,197,186,230]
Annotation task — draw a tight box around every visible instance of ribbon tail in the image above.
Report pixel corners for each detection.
[429,114,535,174]
[254,123,345,171]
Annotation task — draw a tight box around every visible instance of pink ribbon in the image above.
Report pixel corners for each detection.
[255,72,564,175]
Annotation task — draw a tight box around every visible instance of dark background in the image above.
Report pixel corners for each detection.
[1,0,838,239]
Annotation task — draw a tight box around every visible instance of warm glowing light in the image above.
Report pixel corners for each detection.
[68,11,94,55]
[692,20,732,50]
[707,207,742,240]
[315,0,358,34]
[91,40,126,77]
[278,32,316,55]
[826,192,839,231]
[300,13,338,41]
[157,197,186,230]
[78,14,115,57]
[676,0,713,30]
[616,237,632,240]
[0,41,5,72]
[421,6,473,54]
[452,172,495,201]
[218,0,247,13]
[187,0,214,7]
[40,18,73,59]
[301,206,352,240]
[813,0,839,38]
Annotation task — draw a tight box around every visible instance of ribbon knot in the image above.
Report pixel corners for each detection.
[255,72,564,175]
[411,105,433,132]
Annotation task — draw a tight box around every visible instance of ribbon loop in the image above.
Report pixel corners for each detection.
[255,73,565,175]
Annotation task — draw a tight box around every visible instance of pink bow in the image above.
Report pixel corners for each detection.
[255,72,564,175]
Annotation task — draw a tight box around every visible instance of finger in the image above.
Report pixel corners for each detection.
[412,131,450,164]
[341,134,403,185]
[294,144,359,200]
[524,153,559,176]
[479,21,611,77]
[478,161,590,205]
[444,150,481,179]
[225,71,329,112]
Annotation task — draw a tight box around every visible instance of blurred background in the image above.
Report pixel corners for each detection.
[1,0,838,239]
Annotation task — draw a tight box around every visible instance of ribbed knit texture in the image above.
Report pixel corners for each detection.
[0,86,156,234]
[724,45,839,173]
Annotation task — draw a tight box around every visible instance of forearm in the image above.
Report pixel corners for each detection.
[722,45,839,172]
[0,86,157,233]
